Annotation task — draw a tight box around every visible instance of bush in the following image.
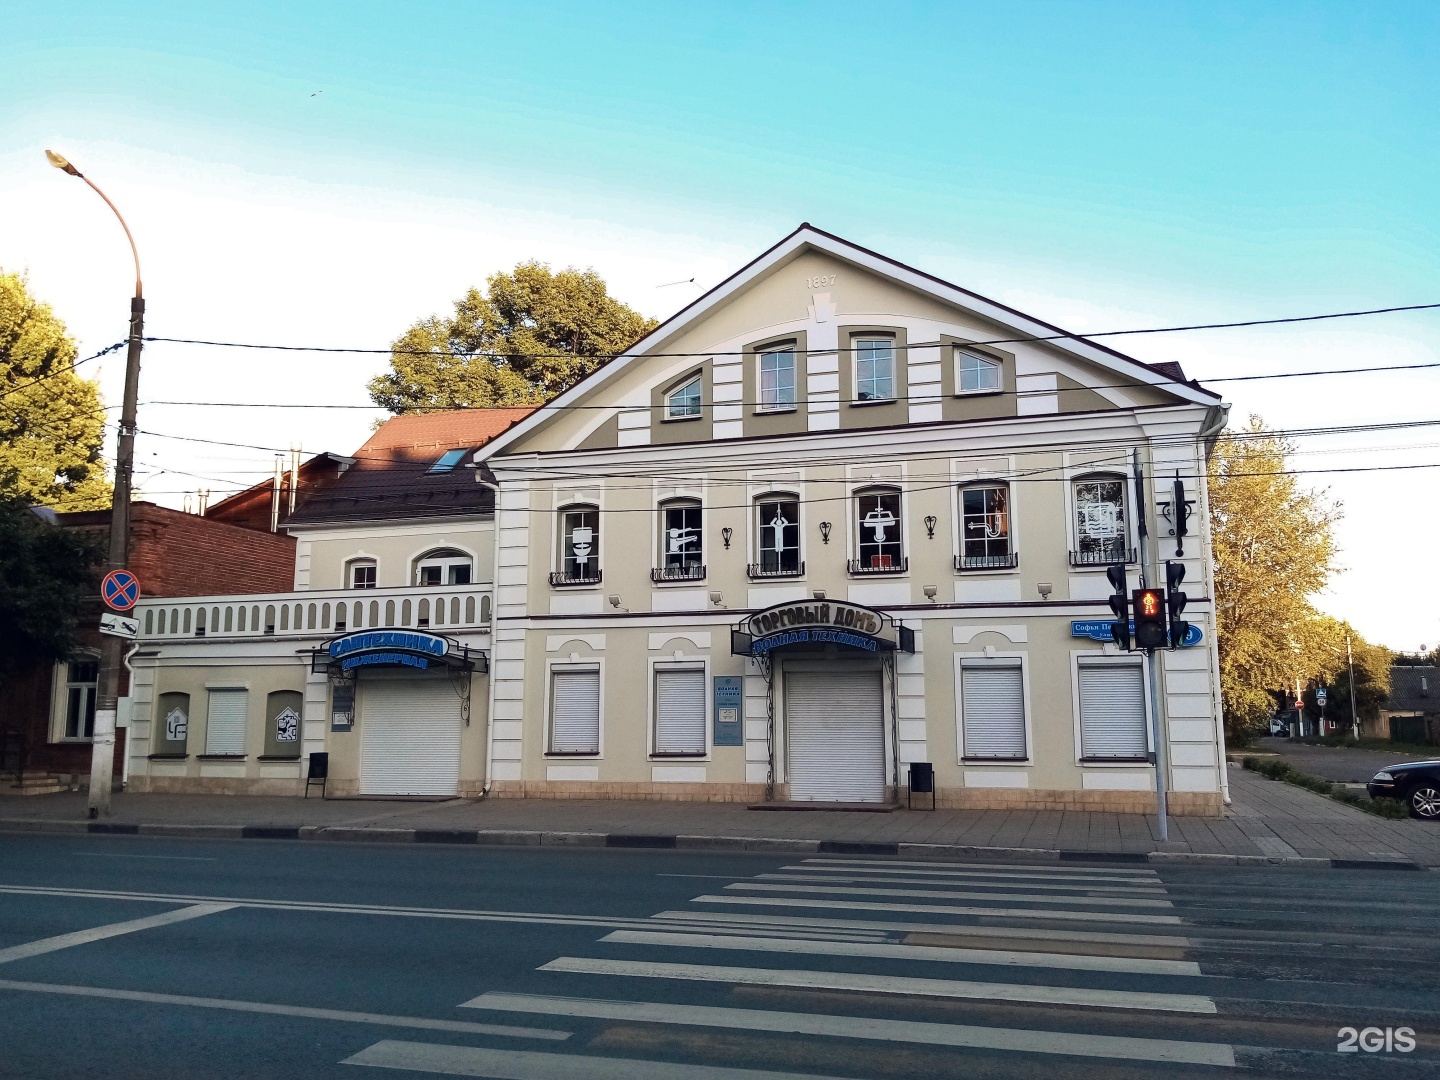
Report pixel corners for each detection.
[1243,755,1406,819]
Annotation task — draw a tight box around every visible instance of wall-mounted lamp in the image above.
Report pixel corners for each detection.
[608,594,624,610]
[924,515,937,539]
[923,585,938,602]
[1037,582,1053,600]
[812,589,826,601]
[708,590,724,607]
[819,521,832,544]
[721,527,733,550]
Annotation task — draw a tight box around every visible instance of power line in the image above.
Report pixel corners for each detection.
[139,299,1440,361]
[0,341,126,399]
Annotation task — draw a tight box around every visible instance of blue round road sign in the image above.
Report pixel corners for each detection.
[101,569,141,611]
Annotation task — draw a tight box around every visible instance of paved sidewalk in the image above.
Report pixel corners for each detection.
[3,764,1436,867]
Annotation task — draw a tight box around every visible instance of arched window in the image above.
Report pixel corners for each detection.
[1072,474,1130,565]
[553,504,601,585]
[957,349,1003,393]
[346,558,377,589]
[752,494,800,577]
[415,548,472,586]
[666,375,702,419]
[853,487,904,573]
[656,498,704,580]
[958,482,1014,569]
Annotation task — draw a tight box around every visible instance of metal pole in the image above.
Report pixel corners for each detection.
[47,151,145,820]
[1134,448,1167,840]
[1347,632,1358,739]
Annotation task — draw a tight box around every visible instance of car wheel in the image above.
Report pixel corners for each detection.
[1407,784,1440,820]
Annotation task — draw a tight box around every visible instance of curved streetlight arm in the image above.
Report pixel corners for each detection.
[46,150,142,298]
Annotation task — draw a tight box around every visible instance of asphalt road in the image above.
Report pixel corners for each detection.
[1258,737,1440,783]
[1,833,1437,1079]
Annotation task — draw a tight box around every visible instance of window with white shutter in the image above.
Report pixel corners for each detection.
[960,662,1027,760]
[1078,662,1149,760]
[205,689,248,756]
[550,668,600,754]
[654,667,706,756]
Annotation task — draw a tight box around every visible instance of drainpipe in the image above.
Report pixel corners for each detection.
[120,641,141,789]
[1199,402,1232,804]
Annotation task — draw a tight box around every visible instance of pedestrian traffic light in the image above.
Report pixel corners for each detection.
[1106,563,1130,650]
[1166,560,1191,648]
[1132,587,1168,650]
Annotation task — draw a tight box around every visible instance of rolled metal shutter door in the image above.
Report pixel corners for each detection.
[1078,663,1148,759]
[551,670,600,754]
[785,670,885,802]
[961,665,1026,758]
[655,668,706,755]
[205,689,248,755]
[360,679,463,795]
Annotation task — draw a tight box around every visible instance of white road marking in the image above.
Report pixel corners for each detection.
[656,874,760,880]
[757,873,1168,896]
[344,1040,854,1079]
[690,894,1184,925]
[465,992,1236,1067]
[803,857,1159,877]
[0,903,233,965]
[538,957,1218,1014]
[782,863,1159,885]
[649,910,1192,948]
[0,978,568,1040]
[598,929,1202,976]
[725,882,1174,909]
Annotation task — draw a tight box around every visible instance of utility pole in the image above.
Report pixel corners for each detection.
[47,150,144,819]
[1347,630,1358,739]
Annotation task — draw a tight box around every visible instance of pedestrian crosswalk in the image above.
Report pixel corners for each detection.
[341,855,1439,1078]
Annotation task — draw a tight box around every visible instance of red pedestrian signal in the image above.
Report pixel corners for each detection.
[1132,588,1168,649]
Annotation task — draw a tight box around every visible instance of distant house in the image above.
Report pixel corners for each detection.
[1381,665,1440,744]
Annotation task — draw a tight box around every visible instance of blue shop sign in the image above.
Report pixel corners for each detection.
[329,630,448,661]
[1071,620,1202,647]
[713,675,744,747]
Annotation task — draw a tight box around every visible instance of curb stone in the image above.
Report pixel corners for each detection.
[0,817,1428,870]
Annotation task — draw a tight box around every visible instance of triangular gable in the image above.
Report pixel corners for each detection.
[477,223,1219,459]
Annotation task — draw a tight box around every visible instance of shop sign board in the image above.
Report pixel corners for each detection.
[712,675,744,746]
[329,630,449,671]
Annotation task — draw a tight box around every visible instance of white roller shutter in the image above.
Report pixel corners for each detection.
[360,679,463,796]
[655,668,706,755]
[961,664,1026,759]
[550,669,600,754]
[205,689,248,755]
[1078,663,1149,760]
[786,669,885,803]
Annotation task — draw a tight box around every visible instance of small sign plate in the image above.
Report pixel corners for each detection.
[101,569,141,611]
[99,612,140,639]
[713,675,744,747]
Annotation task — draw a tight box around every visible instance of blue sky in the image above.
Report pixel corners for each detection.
[2,2,1438,647]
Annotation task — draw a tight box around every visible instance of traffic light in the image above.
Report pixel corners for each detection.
[1166,560,1191,648]
[1106,564,1130,650]
[1132,587,1168,649]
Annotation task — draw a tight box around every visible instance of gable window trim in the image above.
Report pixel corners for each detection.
[663,373,704,422]
[755,339,799,414]
[1071,652,1154,766]
[955,653,1033,764]
[852,334,897,405]
[546,661,603,757]
[1069,471,1137,569]
[649,658,710,759]
[955,480,1018,573]
[955,347,1004,395]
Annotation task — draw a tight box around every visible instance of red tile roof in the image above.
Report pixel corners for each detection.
[356,407,538,459]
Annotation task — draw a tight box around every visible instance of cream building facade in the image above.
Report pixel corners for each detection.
[125,225,1229,814]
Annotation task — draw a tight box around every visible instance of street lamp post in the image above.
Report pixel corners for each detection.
[46,149,144,818]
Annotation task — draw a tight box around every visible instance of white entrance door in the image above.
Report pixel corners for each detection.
[785,668,886,803]
[360,678,463,796]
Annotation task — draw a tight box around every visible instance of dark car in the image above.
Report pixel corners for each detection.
[1368,761,1440,819]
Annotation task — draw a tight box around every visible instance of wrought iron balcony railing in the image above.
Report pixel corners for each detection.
[549,569,603,587]
[847,556,908,576]
[651,564,706,583]
[746,561,804,579]
[1068,547,1136,567]
[955,552,1019,572]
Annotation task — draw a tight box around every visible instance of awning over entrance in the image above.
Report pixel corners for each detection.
[308,629,486,676]
[731,599,914,658]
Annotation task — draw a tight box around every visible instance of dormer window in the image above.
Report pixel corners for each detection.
[958,350,1003,393]
[427,449,468,474]
[666,377,702,419]
[415,548,473,586]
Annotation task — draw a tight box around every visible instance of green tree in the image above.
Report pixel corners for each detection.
[0,496,103,686]
[369,261,659,412]
[0,272,111,509]
[1210,415,1342,740]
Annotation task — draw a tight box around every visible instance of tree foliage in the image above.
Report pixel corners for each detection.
[0,272,111,509]
[1297,615,1390,730]
[1210,415,1343,739]
[0,496,104,683]
[369,262,659,413]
